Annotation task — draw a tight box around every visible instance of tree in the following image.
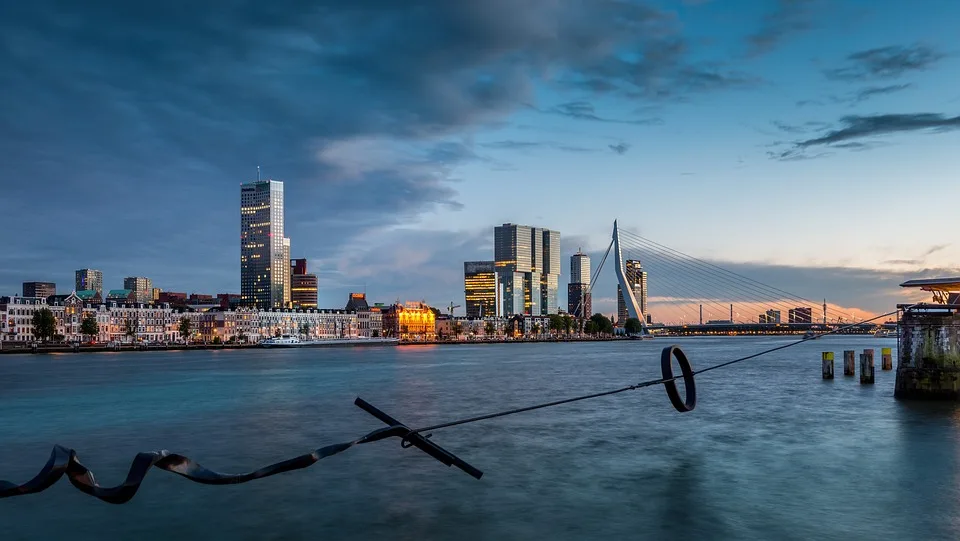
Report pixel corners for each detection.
[548,314,564,335]
[31,308,56,342]
[429,307,442,319]
[531,323,541,336]
[213,336,222,345]
[584,320,599,335]
[624,317,643,335]
[299,323,311,338]
[237,331,247,344]
[484,321,496,337]
[274,328,281,337]
[372,330,380,338]
[80,316,99,341]
[178,317,192,343]
[453,322,463,339]
[562,315,573,335]
[590,313,613,335]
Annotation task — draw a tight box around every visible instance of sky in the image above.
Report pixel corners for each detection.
[2,0,958,318]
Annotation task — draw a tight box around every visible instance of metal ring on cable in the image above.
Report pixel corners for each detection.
[661,346,696,412]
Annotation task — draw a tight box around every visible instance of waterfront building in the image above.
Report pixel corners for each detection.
[217,293,241,310]
[616,259,647,323]
[22,281,56,299]
[75,269,103,297]
[152,288,162,302]
[240,179,286,309]
[123,277,153,304]
[1,296,53,341]
[344,293,381,337]
[567,283,592,318]
[464,261,497,319]
[76,290,102,304]
[248,308,358,342]
[158,291,188,305]
[494,223,561,316]
[568,251,592,317]
[759,309,781,324]
[290,258,318,309]
[282,237,291,307]
[788,307,813,324]
[106,289,136,303]
[380,302,436,340]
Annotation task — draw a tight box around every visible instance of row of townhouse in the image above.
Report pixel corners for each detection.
[1,293,384,344]
[435,315,553,339]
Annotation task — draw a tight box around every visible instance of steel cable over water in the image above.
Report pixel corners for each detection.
[0,307,906,504]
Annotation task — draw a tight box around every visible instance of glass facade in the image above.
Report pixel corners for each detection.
[75,269,103,298]
[240,180,285,309]
[570,251,590,286]
[617,260,647,323]
[123,277,153,304]
[494,224,561,316]
[464,261,497,319]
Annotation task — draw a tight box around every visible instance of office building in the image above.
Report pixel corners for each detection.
[123,277,153,304]
[568,251,592,317]
[570,250,590,286]
[616,259,647,323]
[464,261,497,319]
[152,288,162,302]
[75,269,103,297]
[282,237,291,307]
[788,307,813,324]
[22,282,56,299]
[290,258,318,309]
[493,223,560,316]
[240,179,286,308]
[759,309,781,324]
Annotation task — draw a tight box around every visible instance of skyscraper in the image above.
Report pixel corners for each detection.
[568,250,591,318]
[290,258,318,309]
[23,282,56,299]
[123,277,153,304]
[616,259,647,323]
[494,223,560,316]
[282,237,291,307]
[240,179,286,308]
[75,269,103,297]
[464,261,497,319]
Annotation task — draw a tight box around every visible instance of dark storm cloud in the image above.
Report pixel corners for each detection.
[746,0,819,57]
[824,44,945,81]
[608,142,631,154]
[768,113,960,160]
[0,0,760,294]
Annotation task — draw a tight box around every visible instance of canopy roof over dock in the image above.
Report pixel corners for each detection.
[900,277,960,303]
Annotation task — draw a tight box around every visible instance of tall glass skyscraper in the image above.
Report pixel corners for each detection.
[568,250,591,317]
[240,179,286,308]
[494,223,561,316]
[617,259,647,323]
[463,261,497,319]
[75,269,103,297]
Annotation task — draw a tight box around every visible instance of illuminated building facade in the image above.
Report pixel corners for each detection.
[290,258,318,309]
[494,223,561,316]
[240,179,286,308]
[75,269,103,297]
[568,251,591,317]
[123,277,153,304]
[616,259,647,324]
[464,261,497,319]
[380,302,436,340]
[22,281,56,299]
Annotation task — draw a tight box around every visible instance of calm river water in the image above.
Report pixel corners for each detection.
[1,337,959,540]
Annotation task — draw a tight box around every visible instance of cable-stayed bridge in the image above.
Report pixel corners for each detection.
[585,221,894,337]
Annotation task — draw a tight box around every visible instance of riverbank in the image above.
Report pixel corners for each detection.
[0,336,626,354]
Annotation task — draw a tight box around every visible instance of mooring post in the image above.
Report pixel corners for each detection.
[843,350,856,376]
[822,352,834,379]
[860,350,875,384]
[881,347,893,371]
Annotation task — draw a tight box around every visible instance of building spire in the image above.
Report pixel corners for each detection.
[257,165,261,181]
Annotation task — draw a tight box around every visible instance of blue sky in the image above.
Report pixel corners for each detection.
[2,0,958,317]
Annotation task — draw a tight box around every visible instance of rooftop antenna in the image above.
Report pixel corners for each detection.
[257,165,261,181]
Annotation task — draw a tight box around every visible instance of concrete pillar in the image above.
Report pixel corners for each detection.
[881,347,893,370]
[860,351,875,384]
[895,306,960,399]
[843,350,856,376]
[822,352,834,379]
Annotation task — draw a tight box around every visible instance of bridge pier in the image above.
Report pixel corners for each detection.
[895,304,960,400]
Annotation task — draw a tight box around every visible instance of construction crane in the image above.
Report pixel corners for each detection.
[447,302,461,316]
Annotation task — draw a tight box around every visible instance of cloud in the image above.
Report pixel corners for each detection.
[0,0,763,296]
[824,44,945,80]
[608,142,631,154]
[480,140,596,153]
[769,113,960,160]
[746,0,819,57]
[542,101,662,125]
[849,84,912,103]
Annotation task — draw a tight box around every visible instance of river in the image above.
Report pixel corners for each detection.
[1,337,958,540]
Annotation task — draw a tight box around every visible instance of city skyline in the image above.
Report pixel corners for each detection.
[2,1,958,317]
